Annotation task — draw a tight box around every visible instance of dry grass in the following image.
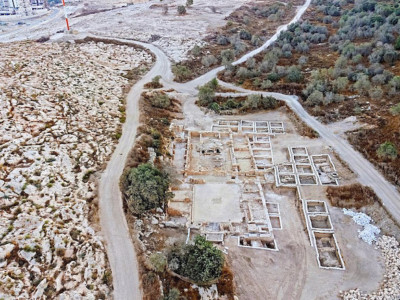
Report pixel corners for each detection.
[326,183,379,209]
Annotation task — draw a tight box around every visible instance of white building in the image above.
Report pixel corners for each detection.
[0,0,45,16]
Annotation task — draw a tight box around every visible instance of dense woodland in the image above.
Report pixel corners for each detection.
[218,0,400,186]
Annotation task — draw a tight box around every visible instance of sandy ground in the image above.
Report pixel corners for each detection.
[225,188,384,300]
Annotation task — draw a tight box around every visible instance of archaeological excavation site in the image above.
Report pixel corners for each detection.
[2,0,400,298]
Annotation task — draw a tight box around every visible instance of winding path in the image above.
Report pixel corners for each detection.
[97,0,399,298]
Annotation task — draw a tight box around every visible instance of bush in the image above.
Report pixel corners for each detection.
[217,35,230,45]
[198,85,215,106]
[124,164,172,214]
[377,142,398,160]
[177,5,186,15]
[206,78,219,90]
[243,94,278,110]
[149,92,171,108]
[191,45,201,56]
[221,49,235,65]
[167,235,224,284]
[286,66,303,83]
[172,65,192,81]
[239,30,252,40]
[369,87,383,99]
[209,102,220,113]
[390,103,400,115]
[149,253,167,273]
[163,288,180,300]
[201,55,218,67]
[395,36,400,50]
[306,90,324,106]
[186,0,193,6]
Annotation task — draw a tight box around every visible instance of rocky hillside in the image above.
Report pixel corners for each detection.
[0,41,152,299]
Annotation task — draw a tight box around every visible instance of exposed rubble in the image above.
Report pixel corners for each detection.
[341,235,400,300]
[343,209,381,245]
[0,41,152,298]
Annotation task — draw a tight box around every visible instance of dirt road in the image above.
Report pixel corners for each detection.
[97,38,172,300]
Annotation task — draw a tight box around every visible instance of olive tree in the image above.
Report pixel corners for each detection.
[124,163,173,214]
[167,235,224,284]
[377,142,398,160]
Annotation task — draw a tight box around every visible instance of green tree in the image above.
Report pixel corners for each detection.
[377,142,398,160]
[124,164,173,214]
[186,0,193,6]
[167,235,224,283]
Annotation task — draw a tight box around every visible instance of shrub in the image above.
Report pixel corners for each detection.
[369,87,383,99]
[390,103,400,115]
[198,85,215,106]
[261,79,273,89]
[395,36,400,50]
[221,49,235,65]
[163,288,180,300]
[191,45,201,56]
[243,94,278,110]
[234,40,246,54]
[217,35,230,45]
[172,65,192,81]
[267,72,280,82]
[186,0,193,6]
[149,253,167,272]
[237,67,252,80]
[239,30,252,40]
[149,92,171,108]
[353,74,371,95]
[201,55,218,67]
[333,77,348,92]
[389,76,400,90]
[177,5,186,15]
[124,164,172,214]
[251,35,261,46]
[209,102,220,113]
[207,78,219,90]
[306,90,324,106]
[383,49,398,65]
[377,142,398,160]
[246,57,256,69]
[167,235,224,284]
[286,66,303,83]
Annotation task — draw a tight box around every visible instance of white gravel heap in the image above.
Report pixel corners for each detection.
[343,209,381,244]
[341,235,400,299]
[0,41,152,298]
